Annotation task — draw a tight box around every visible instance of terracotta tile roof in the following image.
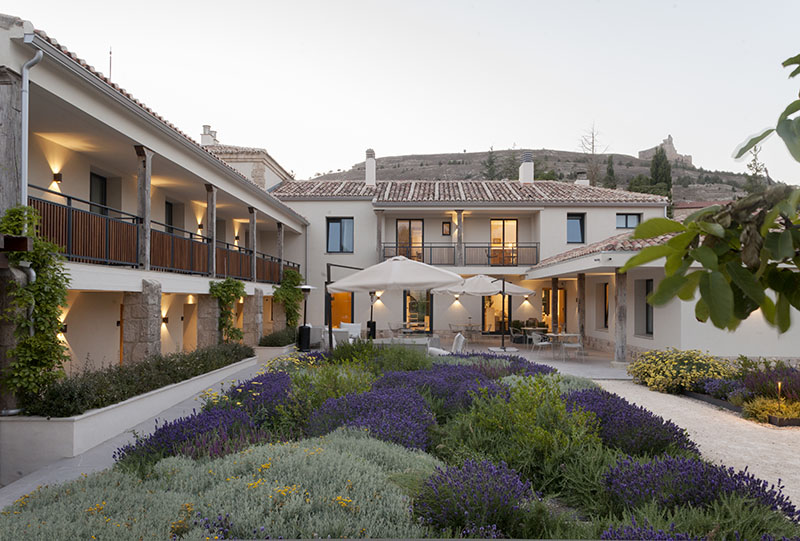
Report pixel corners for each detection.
[272,179,668,206]
[532,231,675,270]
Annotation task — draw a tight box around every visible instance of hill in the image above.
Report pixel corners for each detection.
[311,149,751,203]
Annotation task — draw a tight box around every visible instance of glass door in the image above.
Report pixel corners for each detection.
[542,287,567,332]
[490,219,517,265]
[330,292,353,328]
[397,219,424,261]
[404,289,432,332]
[482,294,511,333]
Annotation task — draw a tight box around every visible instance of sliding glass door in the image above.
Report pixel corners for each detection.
[397,219,424,261]
[490,219,517,265]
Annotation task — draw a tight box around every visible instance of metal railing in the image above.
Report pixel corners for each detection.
[216,240,253,280]
[150,220,210,275]
[464,243,540,266]
[255,251,281,283]
[28,184,140,267]
[381,243,456,265]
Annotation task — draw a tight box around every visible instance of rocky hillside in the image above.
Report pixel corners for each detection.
[312,149,750,203]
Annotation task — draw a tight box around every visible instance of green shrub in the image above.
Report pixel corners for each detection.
[742,396,800,422]
[370,345,433,374]
[556,442,626,515]
[502,373,600,395]
[434,376,599,492]
[258,326,297,347]
[628,348,734,394]
[21,344,254,417]
[328,338,377,366]
[0,429,440,539]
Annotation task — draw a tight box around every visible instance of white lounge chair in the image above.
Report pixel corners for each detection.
[562,336,585,360]
[429,333,466,356]
[339,322,363,342]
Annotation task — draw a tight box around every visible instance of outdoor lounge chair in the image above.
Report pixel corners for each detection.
[429,333,466,356]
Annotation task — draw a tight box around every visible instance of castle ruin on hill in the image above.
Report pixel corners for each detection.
[638,135,692,166]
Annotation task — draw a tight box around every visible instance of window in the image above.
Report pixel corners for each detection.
[327,217,354,253]
[490,219,517,265]
[442,221,451,236]
[89,173,107,216]
[634,278,654,337]
[396,219,424,260]
[616,213,642,229]
[567,213,585,243]
[596,282,609,329]
[164,201,174,234]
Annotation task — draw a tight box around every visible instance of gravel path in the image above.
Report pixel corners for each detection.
[597,380,800,506]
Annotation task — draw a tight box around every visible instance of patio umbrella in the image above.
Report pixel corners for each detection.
[432,274,534,351]
[326,256,463,348]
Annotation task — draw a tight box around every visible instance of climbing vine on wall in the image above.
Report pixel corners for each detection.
[0,206,70,397]
[209,277,245,343]
[273,268,304,328]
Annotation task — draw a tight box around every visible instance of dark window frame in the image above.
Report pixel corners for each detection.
[442,221,451,236]
[89,172,108,216]
[326,217,354,253]
[602,282,609,329]
[616,213,642,229]
[164,201,174,234]
[645,278,654,336]
[567,213,585,244]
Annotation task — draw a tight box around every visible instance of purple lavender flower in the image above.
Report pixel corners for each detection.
[222,372,292,421]
[743,366,800,402]
[307,387,436,450]
[601,517,701,540]
[412,459,534,537]
[700,378,751,401]
[604,456,800,524]
[441,352,556,379]
[564,388,698,456]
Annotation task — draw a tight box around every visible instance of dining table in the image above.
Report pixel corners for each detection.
[545,332,581,360]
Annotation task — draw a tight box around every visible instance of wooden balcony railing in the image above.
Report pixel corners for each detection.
[381,243,456,265]
[216,241,253,280]
[464,243,540,266]
[255,252,281,283]
[150,221,209,275]
[29,185,139,267]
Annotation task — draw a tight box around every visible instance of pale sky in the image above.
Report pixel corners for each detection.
[5,0,799,182]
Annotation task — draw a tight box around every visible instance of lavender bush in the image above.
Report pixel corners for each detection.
[604,455,800,523]
[412,459,534,537]
[698,377,752,402]
[438,352,556,379]
[601,517,700,540]
[743,366,800,402]
[306,387,436,450]
[222,372,292,420]
[564,389,699,456]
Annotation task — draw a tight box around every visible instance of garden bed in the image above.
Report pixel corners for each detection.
[0,354,257,485]
[683,391,743,413]
[768,415,800,427]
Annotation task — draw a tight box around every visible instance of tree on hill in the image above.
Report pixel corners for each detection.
[628,174,669,197]
[744,145,767,194]
[500,150,519,180]
[650,146,672,193]
[603,155,617,188]
[481,147,499,180]
[579,124,604,186]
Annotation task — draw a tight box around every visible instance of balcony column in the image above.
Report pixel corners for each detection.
[550,276,559,333]
[277,222,284,280]
[134,145,154,271]
[249,207,257,281]
[455,209,464,266]
[0,68,22,215]
[205,184,217,277]
[614,269,627,364]
[197,293,221,347]
[375,209,384,262]
[577,272,586,342]
[122,279,161,363]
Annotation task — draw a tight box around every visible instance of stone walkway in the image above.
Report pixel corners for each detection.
[598,380,800,506]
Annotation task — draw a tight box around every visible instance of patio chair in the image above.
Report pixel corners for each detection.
[429,333,467,356]
[530,332,553,358]
[509,327,525,344]
[562,336,585,360]
[340,322,362,342]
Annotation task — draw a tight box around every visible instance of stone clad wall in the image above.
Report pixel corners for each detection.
[197,294,220,348]
[242,288,263,346]
[122,279,161,363]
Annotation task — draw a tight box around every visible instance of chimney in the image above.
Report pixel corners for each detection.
[365,148,376,186]
[575,170,590,186]
[201,125,219,145]
[518,150,534,183]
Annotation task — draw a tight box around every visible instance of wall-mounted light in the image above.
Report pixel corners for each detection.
[59,324,68,334]
[454,294,460,300]
[375,291,383,299]
[198,223,204,230]
[162,316,169,324]
[53,173,63,183]
[234,235,240,241]
[524,295,529,301]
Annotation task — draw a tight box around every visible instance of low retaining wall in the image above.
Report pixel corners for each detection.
[0,355,258,486]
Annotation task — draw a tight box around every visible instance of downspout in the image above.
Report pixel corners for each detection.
[21,32,43,208]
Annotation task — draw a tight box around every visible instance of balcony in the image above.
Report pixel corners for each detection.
[28,184,298,283]
[380,242,539,266]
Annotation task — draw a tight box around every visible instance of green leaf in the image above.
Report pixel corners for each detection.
[677,271,703,301]
[776,112,800,163]
[682,206,721,225]
[648,274,688,306]
[699,271,734,329]
[620,244,675,272]
[695,298,710,322]
[666,230,699,252]
[778,230,795,260]
[734,128,774,159]
[724,262,765,305]
[760,296,776,325]
[689,245,718,270]
[696,221,725,238]
[776,293,791,333]
[664,253,685,277]
[631,218,686,239]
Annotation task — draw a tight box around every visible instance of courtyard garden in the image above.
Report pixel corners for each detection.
[1,343,799,540]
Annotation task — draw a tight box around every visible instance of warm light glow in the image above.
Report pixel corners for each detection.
[187,295,196,304]
[375,291,383,299]
[454,294,460,300]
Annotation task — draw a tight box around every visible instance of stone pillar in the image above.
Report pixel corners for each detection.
[455,210,464,266]
[249,207,257,281]
[134,146,154,271]
[0,67,21,215]
[277,222,284,279]
[206,184,217,277]
[614,269,627,364]
[122,279,161,363]
[272,298,287,331]
[550,276,559,333]
[577,273,586,341]
[197,294,220,348]
[242,287,264,347]
[375,209,384,263]
[0,266,27,411]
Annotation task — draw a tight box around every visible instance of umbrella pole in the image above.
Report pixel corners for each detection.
[501,280,506,351]
[327,265,333,351]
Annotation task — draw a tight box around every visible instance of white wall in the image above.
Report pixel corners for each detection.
[160,293,192,354]
[62,291,123,374]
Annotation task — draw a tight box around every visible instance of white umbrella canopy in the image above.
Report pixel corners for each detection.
[431,274,534,297]
[327,256,463,293]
